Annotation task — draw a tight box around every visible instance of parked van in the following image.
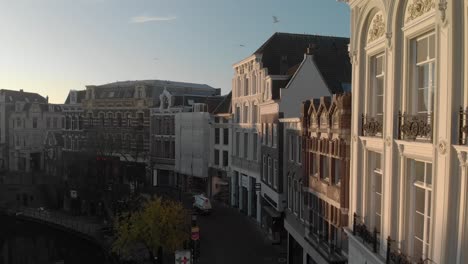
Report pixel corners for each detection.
[193,194,212,215]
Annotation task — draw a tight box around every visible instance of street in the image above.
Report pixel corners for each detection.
[195,203,287,264]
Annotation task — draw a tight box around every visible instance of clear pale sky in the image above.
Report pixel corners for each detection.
[0,0,350,103]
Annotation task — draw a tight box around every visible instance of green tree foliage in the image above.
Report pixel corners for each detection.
[112,198,189,261]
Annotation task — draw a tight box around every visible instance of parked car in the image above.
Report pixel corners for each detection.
[193,194,212,215]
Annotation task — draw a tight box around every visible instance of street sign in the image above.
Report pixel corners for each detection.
[191,226,200,240]
[175,250,191,264]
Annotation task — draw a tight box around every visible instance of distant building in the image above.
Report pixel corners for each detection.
[149,84,220,188]
[0,89,46,173]
[8,101,63,176]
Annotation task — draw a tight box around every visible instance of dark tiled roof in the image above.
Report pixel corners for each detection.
[0,89,46,103]
[64,90,86,104]
[254,32,351,94]
[87,80,219,101]
[212,92,232,114]
[203,96,226,113]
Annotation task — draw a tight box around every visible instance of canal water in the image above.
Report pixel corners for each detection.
[0,216,108,264]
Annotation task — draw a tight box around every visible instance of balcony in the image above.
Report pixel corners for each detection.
[361,114,383,137]
[397,112,433,142]
[352,213,380,254]
[386,237,430,264]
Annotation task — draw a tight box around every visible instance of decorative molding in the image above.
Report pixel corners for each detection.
[385,32,392,49]
[454,145,468,167]
[349,50,358,65]
[353,134,358,142]
[397,143,405,156]
[386,136,392,146]
[405,0,435,23]
[438,1,448,25]
[367,12,385,43]
[438,139,448,155]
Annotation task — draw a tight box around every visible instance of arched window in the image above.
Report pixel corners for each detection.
[71,116,77,130]
[243,103,249,123]
[115,134,122,150]
[251,74,257,94]
[244,77,249,96]
[126,113,132,127]
[136,134,144,151]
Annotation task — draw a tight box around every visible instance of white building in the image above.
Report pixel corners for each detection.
[208,93,232,203]
[346,0,468,263]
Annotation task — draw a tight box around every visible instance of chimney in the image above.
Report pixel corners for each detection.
[306,43,316,56]
[20,89,23,92]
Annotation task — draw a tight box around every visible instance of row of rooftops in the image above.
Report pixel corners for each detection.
[1,32,350,116]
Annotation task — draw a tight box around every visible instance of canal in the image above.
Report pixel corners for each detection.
[0,216,108,264]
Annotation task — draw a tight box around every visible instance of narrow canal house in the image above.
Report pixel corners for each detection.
[285,93,351,264]
[345,0,468,263]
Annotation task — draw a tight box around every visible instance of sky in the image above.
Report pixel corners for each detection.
[0,0,350,103]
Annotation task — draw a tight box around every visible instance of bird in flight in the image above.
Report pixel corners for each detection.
[239,44,245,47]
[153,57,159,61]
[272,16,280,23]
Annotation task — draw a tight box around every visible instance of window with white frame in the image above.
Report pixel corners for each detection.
[236,106,241,123]
[273,159,278,189]
[410,32,435,116]
[288,176,292,209]
[367,152,382,233]
[370,53,385,117]
[312,153,319,176]
[244,77,249,96]
[268,156,272,185]
[296,136,301,164]
[252,104,258,123]
[262,155,267,181]
[243,104,249,123]
[407,159,433,260]
[262,123,266,145]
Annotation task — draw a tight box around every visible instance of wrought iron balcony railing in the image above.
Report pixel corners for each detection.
[352,213,379,253]
[397,112,433,141]
[459,107,468,145]
[385,236,430,264]
[361,114,383,137]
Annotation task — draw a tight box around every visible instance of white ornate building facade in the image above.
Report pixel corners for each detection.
[346,0,468,263]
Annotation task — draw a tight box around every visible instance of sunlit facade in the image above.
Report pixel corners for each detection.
[346,0,468,263]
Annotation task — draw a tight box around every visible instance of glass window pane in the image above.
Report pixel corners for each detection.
[375,174,382,193]
[375,153,381,169]
[414,213,424,238]
[415,161,425,183]
[415,187,425,213]
[376,78,384,95]
[375,194,382,214]
[418,89,429,112]
[376,56,383,74]
[427,192,432,217]
[426,218,431,244]
[413,237,423,259]
[376,96,384,115]
[375,214,381,233]
[426,163,432,186]
[429,35,435,59]
[417,38,428,63]
[418,65,430,88]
